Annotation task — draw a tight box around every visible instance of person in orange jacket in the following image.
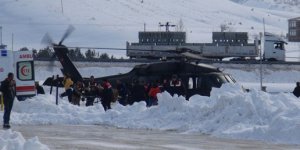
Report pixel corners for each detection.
[148,82,161,107]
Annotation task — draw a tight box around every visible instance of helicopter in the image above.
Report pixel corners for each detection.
[42,26,237,99]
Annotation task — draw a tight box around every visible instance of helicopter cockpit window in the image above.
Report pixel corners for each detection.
[209,76,222,87]
[224,75,236,83]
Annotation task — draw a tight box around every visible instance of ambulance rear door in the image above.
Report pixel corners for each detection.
[13,51,35,100]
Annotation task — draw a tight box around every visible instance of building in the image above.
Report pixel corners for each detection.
[138,31,186,45]
[288,17,300,42]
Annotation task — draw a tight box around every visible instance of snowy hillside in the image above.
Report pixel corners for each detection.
[0,0,299,57]
[231,0,300,12]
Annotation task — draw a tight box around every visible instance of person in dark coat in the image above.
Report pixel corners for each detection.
[85,76,98,106]
[0,72,16,129]
[168,74,186,97]
[293,82,300,98]
[101,79,114,111]
[116,80,127,106]
[129,80,146,105]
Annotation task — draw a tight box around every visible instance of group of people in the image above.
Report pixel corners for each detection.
[115,74,186,107]
[60,74,114,111]
[59,74,186,109]
[0,72,185,129]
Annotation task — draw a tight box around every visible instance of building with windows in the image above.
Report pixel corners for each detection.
[288,17,300,42]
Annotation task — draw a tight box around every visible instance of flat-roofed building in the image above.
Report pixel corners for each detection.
[288,17,300,42]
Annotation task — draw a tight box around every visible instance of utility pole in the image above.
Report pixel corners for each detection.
[0,26,2,45]
[259,32,263,91]
[11,33,14,51]
[260,18,266,91]
[61,0,64,14]
[0,26,5,50]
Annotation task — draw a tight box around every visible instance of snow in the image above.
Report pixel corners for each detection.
[1,83,300,145]
[0,129,49,150]
[1,65,300,145]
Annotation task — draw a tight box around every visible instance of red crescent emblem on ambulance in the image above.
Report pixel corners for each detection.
[21,66,29,76]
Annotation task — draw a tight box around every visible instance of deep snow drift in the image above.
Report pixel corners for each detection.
[0,129,49,150]
[1,84,300,145]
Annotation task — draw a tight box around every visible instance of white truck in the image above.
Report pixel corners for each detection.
[0,45,35,100]
[127,31,286,61]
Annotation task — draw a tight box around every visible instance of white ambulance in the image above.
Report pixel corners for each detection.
[0,45,35,100]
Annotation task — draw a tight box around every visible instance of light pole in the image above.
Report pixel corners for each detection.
[259,32,263,91]
[0,26,2,45]
[61,0,64,14]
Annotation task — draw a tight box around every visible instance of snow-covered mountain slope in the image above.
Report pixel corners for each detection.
[231,0,300,13]
[0,0,298,57]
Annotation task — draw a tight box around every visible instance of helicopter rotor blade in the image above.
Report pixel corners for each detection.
[59,25,75,45]
[41,33,54,46]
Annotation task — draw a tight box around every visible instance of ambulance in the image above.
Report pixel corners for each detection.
[0,45,35,100]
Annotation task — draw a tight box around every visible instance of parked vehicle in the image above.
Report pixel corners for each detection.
[127,29,286,61]
[0,45,35,100]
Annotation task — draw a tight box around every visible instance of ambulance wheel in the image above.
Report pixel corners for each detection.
[17,96,27,101]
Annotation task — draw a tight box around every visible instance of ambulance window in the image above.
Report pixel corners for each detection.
[17,61,34,81]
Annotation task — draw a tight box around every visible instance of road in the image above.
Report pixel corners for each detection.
[14,125,300,150]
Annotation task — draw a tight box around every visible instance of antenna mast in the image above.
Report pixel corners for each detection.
[159,22,176,32]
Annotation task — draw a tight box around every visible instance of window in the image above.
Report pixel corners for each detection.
[290,30,297,36]
[274,43,284,50]
[17,61,34,81]
[197,77,203,88]
[290,21,297,27]
[188,77,193,89]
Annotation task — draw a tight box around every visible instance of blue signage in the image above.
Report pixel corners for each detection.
[1,50,7,56]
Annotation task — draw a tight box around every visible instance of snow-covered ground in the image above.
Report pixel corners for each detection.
[0,129,49,150]
[3,83,300,145]
[1,65,300,147]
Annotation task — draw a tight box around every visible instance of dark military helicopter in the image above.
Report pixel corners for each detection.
[42,26,236,99]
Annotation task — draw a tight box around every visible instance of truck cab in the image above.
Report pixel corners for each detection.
[264,32,286,61]
[0,45,35,100]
